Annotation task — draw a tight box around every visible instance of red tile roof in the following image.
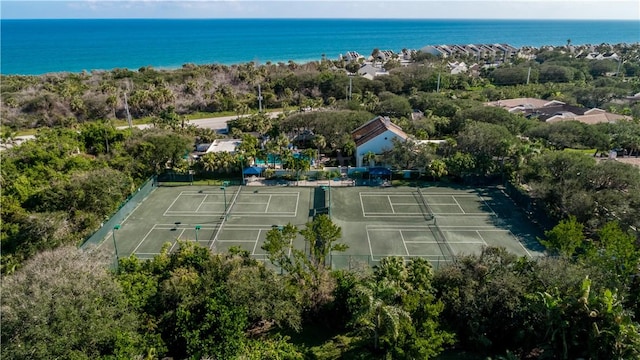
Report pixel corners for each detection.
[351,116,408,147]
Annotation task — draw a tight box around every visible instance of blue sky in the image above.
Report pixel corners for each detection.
[2,1,639,20]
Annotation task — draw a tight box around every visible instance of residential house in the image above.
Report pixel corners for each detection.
[448,61,468,75]
[400,48,417,61]
[342,51,364,62]
[583,52,620,61]
[205,139,241,154]
[420,43,518,60]
[420,45,449,57]
[357,63,389,80]
[485,98,631,124]
[352,116,408,167]
[485,98,558,112]
[372,50,396,62]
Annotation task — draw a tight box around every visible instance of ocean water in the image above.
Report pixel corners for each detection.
[1,19,639,75]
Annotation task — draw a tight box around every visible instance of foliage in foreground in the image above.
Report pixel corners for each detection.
[2,225,638,360]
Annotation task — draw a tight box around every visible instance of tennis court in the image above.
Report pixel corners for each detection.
[96,185,313,261]
[328,185,544,269]
[96,183,544,269]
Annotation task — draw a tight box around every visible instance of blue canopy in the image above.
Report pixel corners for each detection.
[243,166,264,175]
[369,167,392,176]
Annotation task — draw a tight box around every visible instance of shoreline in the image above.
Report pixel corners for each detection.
[3,41,637,77]
[3,18,638,76]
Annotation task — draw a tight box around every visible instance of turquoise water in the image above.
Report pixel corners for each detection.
[255,153,310,166]
[1,19,638,75]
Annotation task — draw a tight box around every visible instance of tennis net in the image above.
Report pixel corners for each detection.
[432,217,455,261]
[416,186,434,220]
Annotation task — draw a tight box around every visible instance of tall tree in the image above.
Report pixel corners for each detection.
[300,214,347,268]
[1,247,144,359]
[540,215,585,257]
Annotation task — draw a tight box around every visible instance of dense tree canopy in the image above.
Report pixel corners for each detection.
[1,43,640,359]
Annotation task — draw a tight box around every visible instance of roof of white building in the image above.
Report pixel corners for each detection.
[205,139,241,153]
[351,116,408,147]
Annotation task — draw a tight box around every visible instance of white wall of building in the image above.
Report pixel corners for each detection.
[355,129,404,167]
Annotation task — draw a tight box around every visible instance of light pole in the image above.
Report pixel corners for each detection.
[112,224,121,269]
[195,225,201,241]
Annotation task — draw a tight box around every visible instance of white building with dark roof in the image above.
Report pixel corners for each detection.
[352,116,408,167]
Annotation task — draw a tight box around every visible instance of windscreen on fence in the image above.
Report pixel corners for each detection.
[80,176,157,249]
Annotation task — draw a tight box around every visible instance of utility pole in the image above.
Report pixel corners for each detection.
[436,73,441,93]
[616,56,623,77]
[257,83,263,112]
[124,91,133,130]
[349,75,353,101]
[526,67,531,85]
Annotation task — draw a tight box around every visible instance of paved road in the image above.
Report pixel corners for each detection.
[117,111,281,131]
[2,112,282,150]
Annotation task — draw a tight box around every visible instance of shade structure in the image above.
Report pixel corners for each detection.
[369,167,392,176]
[243,166,264,175]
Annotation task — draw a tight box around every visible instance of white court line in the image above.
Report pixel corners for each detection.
[236,212,297,217]
[244,192,299,196]
[131,225,159,254]
[135,252,160,256]
[422,193,479,197]
[475,230,488,246]
[195,194,208,212]
[97,192,152,250]
[164,212,223,216]
[163,193,184,216]
[364,214,423,217]
[217,240,258,243]
[155,226,217,230]
[165,210,295,216]
[442,228,510,231]
[399,230,410,256]
[428,212,489,215]
[510,232,533,257]
[366,225,430,229]
[405,241,440,244]
[224,224,278,228]
[452,196,465,214]
[442,241,486,244]
[360,193,366,217]
[360,192,414,196]
[265,195,272,213]
[168,240,179,253]
[388,195,395,214]
[294,192,300,217]
[366,227,374,260]
[479,196,498,215]
[251,229,262,255]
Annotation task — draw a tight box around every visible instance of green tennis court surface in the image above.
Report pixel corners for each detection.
[96,184,545,269]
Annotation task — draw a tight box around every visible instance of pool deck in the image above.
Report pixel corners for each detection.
[245,178,356,187]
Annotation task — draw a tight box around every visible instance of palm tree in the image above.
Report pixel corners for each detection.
[200,153,217,173]
[235,102,249,119]
[363,151,376,167]
[427,159,448,181]
[313,135,326,163]
[362,91,379,112]
[302,148,316,166]
[352,280,411,351]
